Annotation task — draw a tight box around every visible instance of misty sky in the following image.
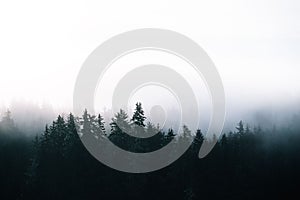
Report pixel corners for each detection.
[0,0,299,123]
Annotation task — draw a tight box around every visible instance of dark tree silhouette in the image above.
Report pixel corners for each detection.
[131,102,146,127]
[0,108,300,200]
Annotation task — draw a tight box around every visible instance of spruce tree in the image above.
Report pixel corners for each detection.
[131,102,146,127]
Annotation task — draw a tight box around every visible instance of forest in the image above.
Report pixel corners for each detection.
[0,103,300,200]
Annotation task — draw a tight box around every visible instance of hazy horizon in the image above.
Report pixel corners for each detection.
[1,0,300,133]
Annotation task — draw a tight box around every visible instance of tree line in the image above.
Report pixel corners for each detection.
[0,104,300,199]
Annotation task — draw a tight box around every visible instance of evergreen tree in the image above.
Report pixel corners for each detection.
[182,125,192,139]
[110,109,131,134]
[66,113,81,148]
[97,114,106,135]
[194,129,204,147]
[131,102,146,127]
[236,120,244,135]
[81,109,92,136]
[146,121,157,135]
[1,110,14,126]
[245,124,251,135]
[0,110,16,132]
[109,109,131,149]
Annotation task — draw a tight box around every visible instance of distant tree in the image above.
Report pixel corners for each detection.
[245,124,251,135]
[182,125,192,138]
[253,125,262,134]
[236,120,244,135]
[1,110,14,126]
[146,121,157,135]
[0,110,16,132]
[178,125,193,145]
[81,109,92,137]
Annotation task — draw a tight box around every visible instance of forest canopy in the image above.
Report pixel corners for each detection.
[0,103,300,200]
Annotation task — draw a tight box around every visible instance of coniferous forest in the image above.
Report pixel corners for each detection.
[0,104,300,200]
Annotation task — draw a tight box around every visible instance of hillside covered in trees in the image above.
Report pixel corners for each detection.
[0,104,300,200]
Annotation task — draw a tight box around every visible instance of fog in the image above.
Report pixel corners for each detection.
[0,0,299,134]
[1,96,299,136]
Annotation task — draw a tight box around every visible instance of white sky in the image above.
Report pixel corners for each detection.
[0,0,299,115]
